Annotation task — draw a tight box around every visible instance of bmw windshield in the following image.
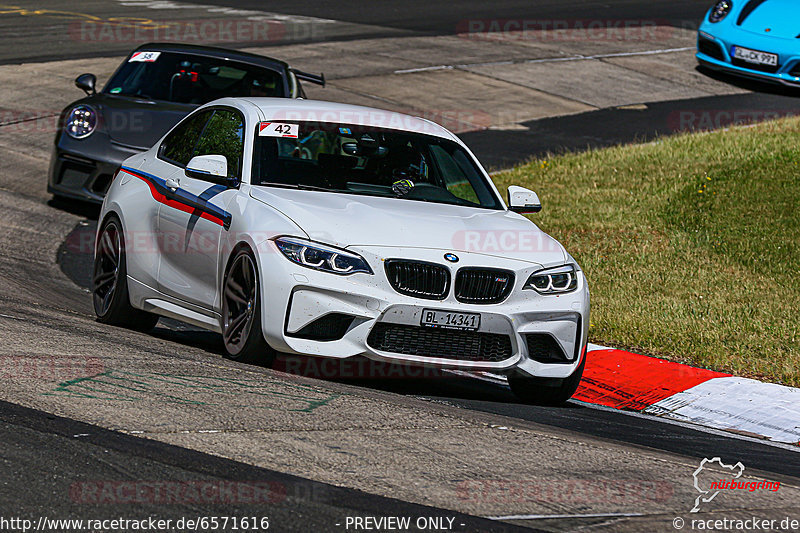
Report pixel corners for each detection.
[251,121,502,209]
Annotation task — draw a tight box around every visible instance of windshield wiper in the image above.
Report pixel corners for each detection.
[259,182,336,192]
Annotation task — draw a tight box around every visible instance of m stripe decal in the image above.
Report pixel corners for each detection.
[120,166,232,230]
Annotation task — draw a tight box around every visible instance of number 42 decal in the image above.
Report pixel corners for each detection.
[258,122,299,139]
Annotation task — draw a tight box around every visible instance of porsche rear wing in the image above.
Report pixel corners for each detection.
[292,69,325,87]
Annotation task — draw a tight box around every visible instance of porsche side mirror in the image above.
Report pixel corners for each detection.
[507,185,542,214]
[75,73,97,96]
[185,155,237,187]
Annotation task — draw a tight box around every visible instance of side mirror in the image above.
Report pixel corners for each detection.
[185,155,237,187]
[507,185,541,214]
[75,73,97,96]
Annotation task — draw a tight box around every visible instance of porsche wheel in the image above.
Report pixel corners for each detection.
[508,353,586,406]
[221,247,275,365]
[93,216,158,331]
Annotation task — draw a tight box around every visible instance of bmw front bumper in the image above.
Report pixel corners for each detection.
[256,244,590,380]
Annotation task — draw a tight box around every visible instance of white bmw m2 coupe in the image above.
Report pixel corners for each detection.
[94,98,590,404]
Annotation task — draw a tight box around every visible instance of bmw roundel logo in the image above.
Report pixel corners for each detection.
[444,253,459,263]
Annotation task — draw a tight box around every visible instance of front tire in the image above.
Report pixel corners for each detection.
[93,215,159,331]
[508,352,586,406]
[221,247,275,365]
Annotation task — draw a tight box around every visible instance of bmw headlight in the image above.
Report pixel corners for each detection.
[274,237,373,275]
[65,105,97,139]
[524,265,578,294]
[708,0,732,23]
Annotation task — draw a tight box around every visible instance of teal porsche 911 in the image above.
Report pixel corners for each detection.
[697,0,800,87]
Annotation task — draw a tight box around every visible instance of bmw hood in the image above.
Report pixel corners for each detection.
[736,0,799,39]
[249,187,568,266]
[93,95,195,150]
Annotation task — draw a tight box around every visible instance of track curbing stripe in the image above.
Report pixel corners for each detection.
[581,346,800,445]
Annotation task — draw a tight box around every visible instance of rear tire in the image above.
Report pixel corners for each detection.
[221,247,275,365]
[508,352,586,406]
[93,215,159,332]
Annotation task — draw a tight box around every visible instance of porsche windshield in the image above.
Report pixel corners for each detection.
[103,52,285,104]
[251,122,502,209]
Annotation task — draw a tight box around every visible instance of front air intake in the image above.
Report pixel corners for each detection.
[289,313,354,341]
[367,323,513,362]
[698,35,725,62]
[524,334,572,363]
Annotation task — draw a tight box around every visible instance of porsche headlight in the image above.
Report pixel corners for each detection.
[274,237,373,275]
[65,105,97,139]
[524,265,578,294]
[708,0,732,23]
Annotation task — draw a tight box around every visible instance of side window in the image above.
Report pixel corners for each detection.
[158,110,213,167]
[192,109,245,179]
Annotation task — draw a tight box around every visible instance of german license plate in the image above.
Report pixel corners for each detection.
[732,46,778,66]
[421,309,480,331]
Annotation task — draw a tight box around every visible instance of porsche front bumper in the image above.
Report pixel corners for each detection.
[696,27,800,87]
[48,132,144,204]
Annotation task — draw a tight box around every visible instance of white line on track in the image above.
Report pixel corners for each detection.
[394,47,695,74]
[523,46,695,63]
[393,65,455,74]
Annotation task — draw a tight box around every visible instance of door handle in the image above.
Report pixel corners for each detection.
[165,177,180,191]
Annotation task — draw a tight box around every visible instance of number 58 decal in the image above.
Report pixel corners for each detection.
[258,122,299,139]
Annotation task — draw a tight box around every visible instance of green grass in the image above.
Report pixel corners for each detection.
[493,117,800,386]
